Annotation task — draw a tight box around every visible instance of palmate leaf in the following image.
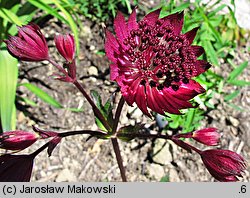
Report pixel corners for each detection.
[90,90,114,132]
[118,124,145,142]
[0,49,18,132]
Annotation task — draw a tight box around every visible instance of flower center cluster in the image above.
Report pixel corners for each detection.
[123,19,198,91]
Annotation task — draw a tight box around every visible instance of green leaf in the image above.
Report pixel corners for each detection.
[209,16,223,27]
[199,30,216,42]
[169,117,180,129]
[0,49,18,132]
[160,175,170,182]
[0,7,23,26]
[16,95,38,107]
[224,90,240,101]
[95,118,107,132]
[227,61,248,82]
[227,103,244,112]
[207,4,227,18]
[183,108,196,133]
[90,90,102,110]
[90,90,114,132]
[18,83,63,108]
[95,51,105,56]
[202,40,219,66]
[228,80,250,86]
[118,124,144,142]
[196,4,223,45]
[27,0,67,23]
[65,107,83,112]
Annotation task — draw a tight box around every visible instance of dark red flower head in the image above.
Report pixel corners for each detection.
[201,149,247,182]
[105,9,211,116]
[0,154,34,182]
[4,23,49,62]
[54,34,75,62]
[0,130,39,151]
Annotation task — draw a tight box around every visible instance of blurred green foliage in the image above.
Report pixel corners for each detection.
[71,0,132,22]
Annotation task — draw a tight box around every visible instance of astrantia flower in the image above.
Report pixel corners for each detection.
[193,128,220,146]
[0,130,39,151]
[4,23,48,61]
[174,128,220,146]
[55,34,75,63]
[105,9,211,116]
[201,149,247,182]
[0,154,34,182]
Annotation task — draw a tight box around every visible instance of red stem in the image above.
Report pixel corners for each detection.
[73,80,111,132]
[112,96,125,135]
[111,138,127,182]
[30,142,50,157]
[110,96,127,181]
[48,58,111,132]
[48,59,68,76]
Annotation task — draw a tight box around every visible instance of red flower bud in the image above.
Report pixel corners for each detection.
[200,149,247,182]
[4,23,48,62]
[54,34,75,62]
[0,131,39,151]
[193,128,220,146]
[174,128,220,146]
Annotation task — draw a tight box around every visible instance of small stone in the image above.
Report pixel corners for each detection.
[153,139,172,165]
[127,106,143,120]
[147,164,165,181]
[89,45,95,51]
[88,66,98,76]
[81,26,92,38]
[89,76,97,82]
[169,168,181,182]
[156,114,168,130]
[229,116,240,127]
[56,168,77,182]
[17,112,26,123]
[230,126,238,136]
